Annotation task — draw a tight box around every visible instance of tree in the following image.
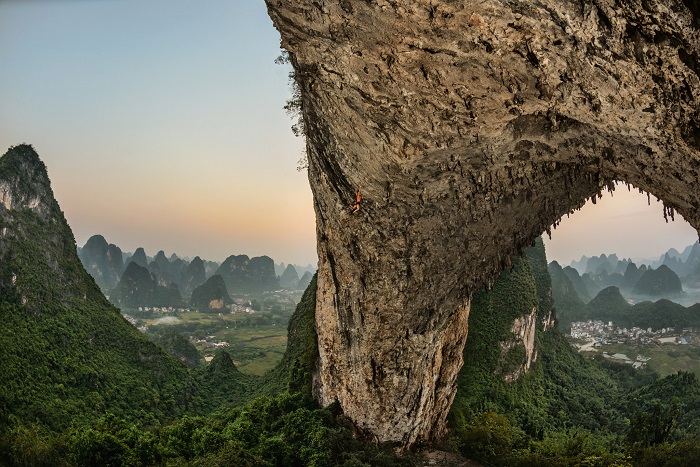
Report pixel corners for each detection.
[275,50,307,171]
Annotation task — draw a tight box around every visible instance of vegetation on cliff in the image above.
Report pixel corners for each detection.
[156,331,202,369]
[5,223,700,464]
[78,234,124,292]
[1,272,413,466]
[0,146,397,466]
[110,262,183,309]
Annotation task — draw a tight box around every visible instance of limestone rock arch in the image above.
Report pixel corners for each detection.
[264,0,700,447]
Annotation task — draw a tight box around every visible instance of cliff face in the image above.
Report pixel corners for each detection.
[498,309,536,384]
[265,0,700,447]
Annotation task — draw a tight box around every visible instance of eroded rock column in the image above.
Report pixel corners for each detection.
[265,0,700,447]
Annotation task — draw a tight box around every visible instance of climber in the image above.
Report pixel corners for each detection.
[351,189,361,213]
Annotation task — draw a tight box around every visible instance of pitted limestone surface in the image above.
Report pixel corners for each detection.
[265,0,700,447]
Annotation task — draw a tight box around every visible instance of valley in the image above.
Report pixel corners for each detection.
[74,231,314,376]
[602,343,700,378]
[569,325,700,377]
[551,243,700,384]
[121,288,304,375]
[4,143,700,465]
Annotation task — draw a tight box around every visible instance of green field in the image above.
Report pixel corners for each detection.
[211,324,288,375]
[125,290,303,376]
[579,341,700,377]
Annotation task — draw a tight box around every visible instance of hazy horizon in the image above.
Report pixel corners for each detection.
[544,183,698,267]
[73,232,317,268]
[2,1,697,269]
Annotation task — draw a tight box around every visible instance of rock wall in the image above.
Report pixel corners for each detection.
[265,0,700,448]
[499,308,538,384]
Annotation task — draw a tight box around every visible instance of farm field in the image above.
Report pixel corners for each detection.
[578,341,700,377]
[123,289,304,376]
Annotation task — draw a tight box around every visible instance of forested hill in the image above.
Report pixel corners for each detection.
[451,238,700,466]
[0,144,192,430]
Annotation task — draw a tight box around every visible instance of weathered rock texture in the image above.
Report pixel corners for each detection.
[265,0,700,447]
[498,308,538,383]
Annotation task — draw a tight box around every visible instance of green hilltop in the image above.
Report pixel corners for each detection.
[633,265,684,297]
[0,144,192,431]
[0,145,400,465]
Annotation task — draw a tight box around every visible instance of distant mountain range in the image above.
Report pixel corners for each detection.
[549,243,700,331]
[278,264,314,291]
[550,254,700,331]
[568,243,700,285]
[554,259,684,301]
[562,243,700,306]
[274,261,316,278]
[77,234,317,309]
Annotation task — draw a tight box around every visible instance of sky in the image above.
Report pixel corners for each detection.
[0,0,313,265]
[544,184,699,265]
[0,1,697,268]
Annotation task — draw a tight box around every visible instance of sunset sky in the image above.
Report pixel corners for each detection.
[1,0,697,267]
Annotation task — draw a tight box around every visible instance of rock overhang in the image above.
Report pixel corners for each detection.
[265,0,700,448]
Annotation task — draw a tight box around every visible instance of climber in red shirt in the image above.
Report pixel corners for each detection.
[351,189,361,213]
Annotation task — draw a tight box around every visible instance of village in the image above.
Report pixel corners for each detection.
[132,301,258,315]
[569,320,700,370]
[570,320,697,346]
[136,306,190,313]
